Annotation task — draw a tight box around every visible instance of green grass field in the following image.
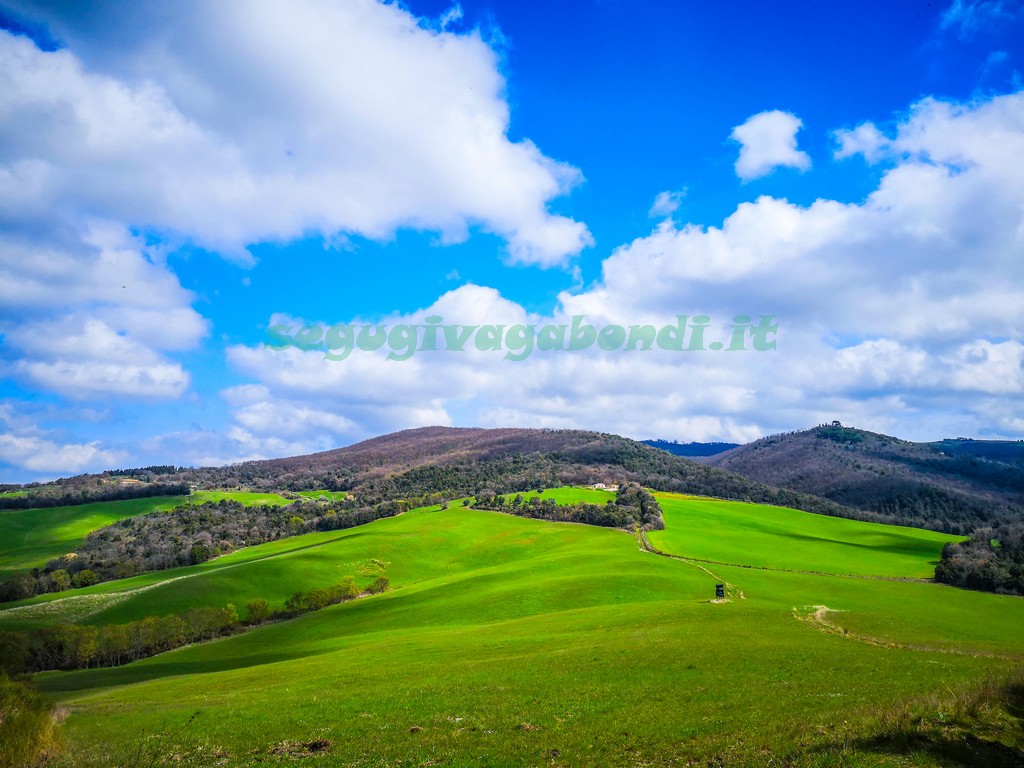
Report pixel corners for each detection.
[4,488,1022,766]
[157,490,292,508]
[648,492,963,578]
[0,491,292,580]
[517,486,617,505]
[296,489,349,501]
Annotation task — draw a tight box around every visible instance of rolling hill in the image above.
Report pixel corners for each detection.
[705,424,1024,532]
[2,489,1021,767]
[5,427,869,524]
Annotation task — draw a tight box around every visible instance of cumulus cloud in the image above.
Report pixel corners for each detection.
[0,0,596,475]
[204,90,1024,459]
[0,403,123,476]
[833,122,891,162]
[0,224,202,399]
[0,1,591,266]
[730,110,812,181]
[0,433,121,474]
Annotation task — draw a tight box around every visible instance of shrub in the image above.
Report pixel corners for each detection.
[71,569,98,588]
[302,589,331,611]
[0,632,29,676]
[245,598,270,624]
[327,577,359,604]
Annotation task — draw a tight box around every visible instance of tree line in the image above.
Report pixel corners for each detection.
[0,481,191,510]
[0,576,390,675]
[934,522,1024,596]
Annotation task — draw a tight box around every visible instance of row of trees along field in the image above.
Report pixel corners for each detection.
[0,576,390,675]
[0,480,191,510]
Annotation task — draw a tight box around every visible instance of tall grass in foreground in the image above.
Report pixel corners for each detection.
[794,669,1024,767]
[0,673,60,768]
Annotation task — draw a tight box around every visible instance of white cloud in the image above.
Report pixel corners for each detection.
[0,0,593,428]
[649,189,686,218]
[730,110,812,181]
[0,1,591,266]
[0,433,122,474]
[0,403,123,476]
[946,340,1024,394]
[208,90,1024,455]
[833,122,891,162]
[0,225,202,399]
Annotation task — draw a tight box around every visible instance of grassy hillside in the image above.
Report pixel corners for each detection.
[0,496,187,580]
[162,491,291,508]
[0,491,291,581]
[5,489,1022,767]
[649,492,961,578]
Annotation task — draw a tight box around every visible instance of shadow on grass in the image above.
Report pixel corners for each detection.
[34,651,303,694]
[824,676,1024,768]
[856,730,1024,767]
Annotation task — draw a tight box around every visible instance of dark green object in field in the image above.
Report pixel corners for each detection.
[716,584,725,599]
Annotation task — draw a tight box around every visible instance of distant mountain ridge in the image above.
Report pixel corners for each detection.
[706,424,1024,533]
[642,439,739,457]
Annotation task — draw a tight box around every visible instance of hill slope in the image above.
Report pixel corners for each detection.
[8,494,1022,767]
[186,426,873,522]
[707,424,1024,532]
[5,427,870,524]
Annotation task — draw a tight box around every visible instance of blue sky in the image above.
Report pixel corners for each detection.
[1,0,1024,481]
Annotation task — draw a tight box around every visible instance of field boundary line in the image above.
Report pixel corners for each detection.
[638,530,932,583]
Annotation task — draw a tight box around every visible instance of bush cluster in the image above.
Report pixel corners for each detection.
[472,483,664,531]
[934,523,1024,595]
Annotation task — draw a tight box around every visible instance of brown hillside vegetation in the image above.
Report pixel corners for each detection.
[706,424,1024,532]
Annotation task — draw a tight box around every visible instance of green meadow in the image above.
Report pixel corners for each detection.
[517,486,617,505]
[3,487,1022,766]
[648,492,963,578]
[0,491,292,581]
[0,497,185,580]
[154,490,292,509]
[296,490,349,501]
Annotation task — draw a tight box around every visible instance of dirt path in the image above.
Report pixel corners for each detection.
[637,530,1022,660]
[792,604,1022,660]
[635,530,745,600]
